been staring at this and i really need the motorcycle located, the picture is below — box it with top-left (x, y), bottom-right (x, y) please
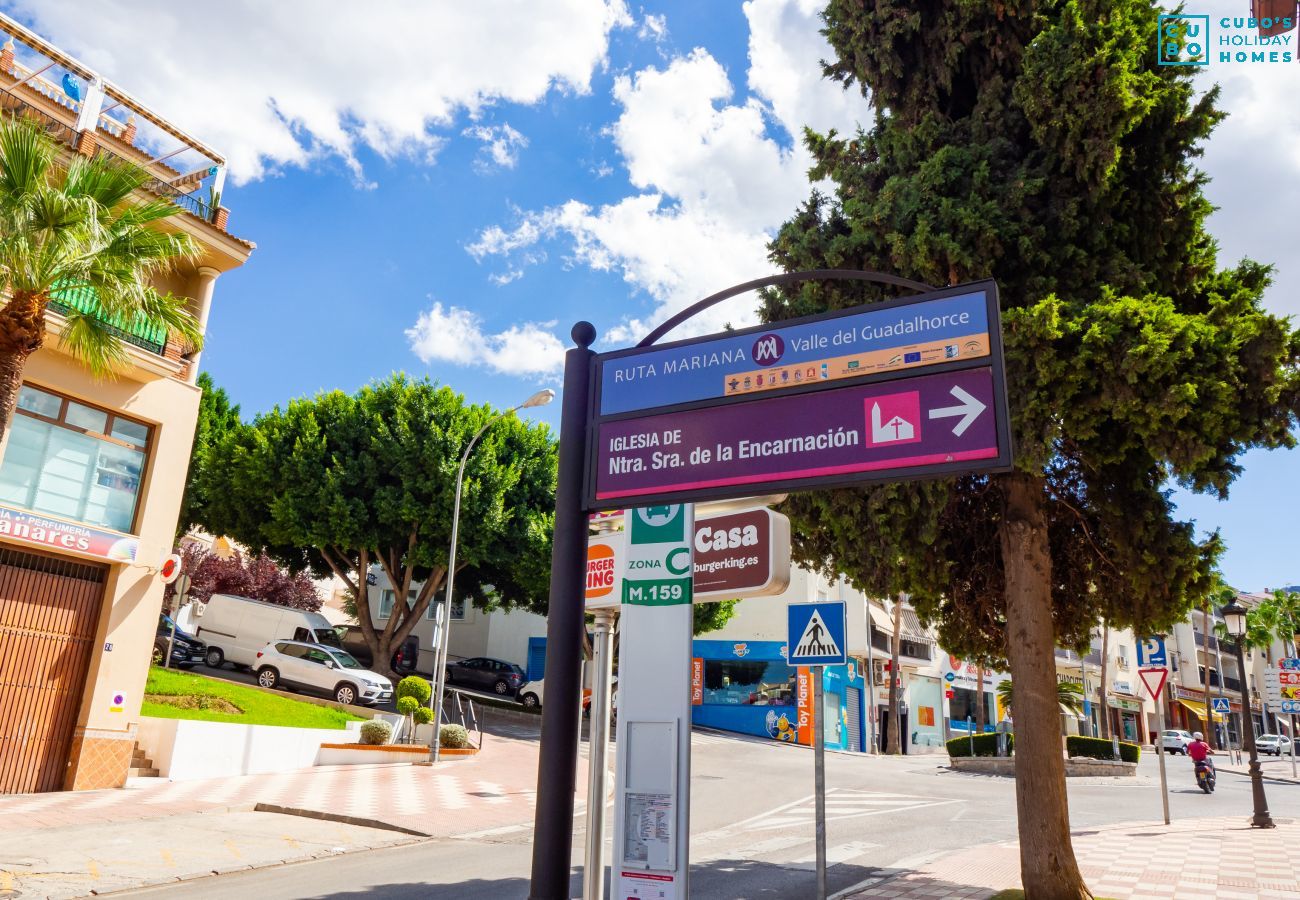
top-left (1194, 758), bottom-right (1216, 794)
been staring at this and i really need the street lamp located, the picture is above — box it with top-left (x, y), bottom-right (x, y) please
top-left (429, 388), bottom-right (555, 761)
top-left (1221, 596), bottom-right (1275, 828)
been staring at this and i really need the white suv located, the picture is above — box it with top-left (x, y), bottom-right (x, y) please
top-left (1161, 729), bottom-right (1193, 755)
top-left (1256, 734), bottom-right (1293, 756)
top-left (254, 640), bottom-right (393, 706)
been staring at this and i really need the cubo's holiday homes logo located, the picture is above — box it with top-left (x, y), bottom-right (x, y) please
top-left (1158, 14), bottom-right (1295, 66)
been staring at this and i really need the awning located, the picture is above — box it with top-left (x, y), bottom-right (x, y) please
top-left (868, 602), bottom-right (934, 645)
top-left (1178, 699), bottom-right (1225, 723)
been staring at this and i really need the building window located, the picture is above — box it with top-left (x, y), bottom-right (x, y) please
top-left (702, 659), bottom-right (796, 706)
top-left (426, 596), bottom-right (466, 621)
top-left (378, 588), bottom-right (417, 620)
top-left (0, 385), bottom-right (151, 533)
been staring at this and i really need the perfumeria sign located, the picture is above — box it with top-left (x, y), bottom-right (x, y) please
top-left (1158, 14), bottom-right (1295, 66)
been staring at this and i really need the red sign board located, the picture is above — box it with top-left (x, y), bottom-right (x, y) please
top-left (1138, 667), bottom-right (1168, 701)
top-left (0, 502), bottom-right (140, 564)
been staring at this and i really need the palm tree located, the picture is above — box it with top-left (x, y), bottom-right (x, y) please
top-left (997, 677), bottom-right (1084, 718)
top-left (0, 118), bottom-right (201, 442)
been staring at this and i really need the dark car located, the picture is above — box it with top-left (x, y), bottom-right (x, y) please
top-left (333, 624), bottom-right (420, 674)
top-left (154, 614), bottom-right (206, 668)
top-left (445, 657), bottom-right (527, 696)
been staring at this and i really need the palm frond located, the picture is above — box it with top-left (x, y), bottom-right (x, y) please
top-left (0, 119), bottom-right (55, 208)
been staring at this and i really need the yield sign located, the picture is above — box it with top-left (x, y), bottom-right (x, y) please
top-left (1138, 667), bottom-right (1168, 701)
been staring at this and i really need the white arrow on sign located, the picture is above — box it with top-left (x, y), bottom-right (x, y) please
top-left (928, 386), bottom-right (987, 436)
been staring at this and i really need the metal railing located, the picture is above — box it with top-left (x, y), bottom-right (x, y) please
top-left (0, 84), bottom-right (76, 146)
top-left (47, 282), bottom-right (167, 355)
top-left (94, 145), bottom-right (212, 221)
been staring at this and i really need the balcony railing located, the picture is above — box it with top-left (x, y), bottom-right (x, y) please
top-left (1194, 630), bottom-right (1219, 651)
top-left (47, 282), bottom-right (168, 355)
top-left (93, 145), bottom-right (213, 222)
top-left (0, 84), bottom-right (76, 146)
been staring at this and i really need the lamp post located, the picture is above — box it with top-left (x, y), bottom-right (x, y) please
top-left (429, 388), bottom-right (555, 762)
top-left (1222, 596), bottom-right (1275, 829)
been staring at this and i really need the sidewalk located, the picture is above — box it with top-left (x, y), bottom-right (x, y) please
top-left (0, 719), bottom-right (577, 898)
top-left (844, 816), bottom-right (1300, 899)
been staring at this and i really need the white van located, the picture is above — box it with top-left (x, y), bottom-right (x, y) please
top-left (194, 593), bottom-right (342, 670)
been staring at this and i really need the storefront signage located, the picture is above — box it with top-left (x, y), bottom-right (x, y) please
top-left (796, 667), bottom-right (814, 745)
top-left (691, 658), bottom-right (703, 706)
top-left (1108, 696), bottom-right (1143, 712)
top-left (0, 503), bottom-right (139, 564)
top-left (586, 282), bottom-right (1011, 510)
top-left (693, 507), bottom-right (791, 599)
top-left (585, 533), bottom-right (624, 610)
top-left (622, 505), bottom-right (694, 607)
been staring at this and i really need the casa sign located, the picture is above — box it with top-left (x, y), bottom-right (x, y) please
top-left (586, 281), bottom-right (1012, 509)
top-left (585, 507), bottom-right (791, 609)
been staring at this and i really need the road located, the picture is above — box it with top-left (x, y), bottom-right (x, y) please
top-left (118, 731), bottom-right (1299, 899)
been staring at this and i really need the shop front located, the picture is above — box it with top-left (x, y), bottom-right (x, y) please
top-left (690, 640), bottom-right (865, 751)
top-left (1107, 695), bottom-right (1143, 743)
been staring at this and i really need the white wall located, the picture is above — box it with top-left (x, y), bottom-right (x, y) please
top-left (136, 716), bottom-right (363, 781)
top-left (484, 606), bottom-right (548, 669)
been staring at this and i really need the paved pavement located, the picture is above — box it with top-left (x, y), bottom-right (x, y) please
top-left (843, 815), bottom-right (1300, 899)
top-left (4, 722), bottom-right (1298, 899)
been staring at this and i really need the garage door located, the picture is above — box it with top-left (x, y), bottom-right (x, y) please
top-left (0, 546), bottom-right (107, 794)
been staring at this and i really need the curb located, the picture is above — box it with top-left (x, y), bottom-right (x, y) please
top-left (252, 802), bottom-right (431, 837)
top-left (1215, 766), bottom-right (1300, 786)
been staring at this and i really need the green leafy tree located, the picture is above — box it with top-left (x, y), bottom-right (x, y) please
top-left (0, 119), bottom-right (202, 441)
top-left (195, 374), bottom-right (557, 677)
top-left (693, 599), bottom-right (738, 635)
top-left (178, 372), bottom-right (242, 536)
top-left (763, 2), bottom-right (1300, 894)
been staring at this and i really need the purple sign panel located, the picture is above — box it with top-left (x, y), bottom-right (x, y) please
top-left (593, 368), bottom-right (1007, 506)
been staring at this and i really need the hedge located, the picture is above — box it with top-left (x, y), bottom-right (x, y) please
top-left (946, 731), bottom-right (1014, 757)
top-left (1066, 735), bottom-right (1140, 763)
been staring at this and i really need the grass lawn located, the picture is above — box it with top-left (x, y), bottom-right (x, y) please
top-left (143, 666), bottom-right (364, 730)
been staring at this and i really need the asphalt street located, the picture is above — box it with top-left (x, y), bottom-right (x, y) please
top-left (118, 730), bottom-right (1300, 900)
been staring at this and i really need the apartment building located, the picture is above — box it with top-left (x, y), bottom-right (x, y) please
top-left (0, 18), bottom-right (252, 793)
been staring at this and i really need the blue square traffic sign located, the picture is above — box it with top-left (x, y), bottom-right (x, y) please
top-left (1136, 636), bottom-right (1167, 668)
top-left (787, 601), bottom-right (847, 667)
top-left (1212, 697), bottom-right (1231, 714)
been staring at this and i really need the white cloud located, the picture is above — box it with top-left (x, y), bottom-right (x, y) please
top-left (463, 123), bottom-right (529, 172)
top-left (470, 0), bottom-right (870, 343)
top-left (406, 303), bottom-right (564, 379)
top-left (639, 13), bottom-right (668, 42)
top-left (17, 0), bottom-right (631, 184)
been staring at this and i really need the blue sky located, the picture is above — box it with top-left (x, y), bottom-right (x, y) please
top-left (12, 1), bottom-right (1297, 591)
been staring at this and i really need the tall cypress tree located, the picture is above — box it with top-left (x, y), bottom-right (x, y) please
top-left (765, 2), bottom-right (1300, 894)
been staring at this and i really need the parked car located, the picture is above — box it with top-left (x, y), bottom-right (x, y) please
top-left (333, 624), bottom-right (420, 674)
top-left (445, 656), bottom-right (527, 696)
top-left (520, 679), bottom-right (604, 710)
top-left (253, 640), bottom-right (394, 706)
top-left (194, 593), bottom-right (342, 670)
top-left (153, 614), bottom-right (206, 669)
top-left (1162, 729), bottom-right (1193, 754)
top-left (1256, 734), bottom-right (1293, 756)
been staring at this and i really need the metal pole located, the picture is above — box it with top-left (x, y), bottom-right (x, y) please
top-left (530, 323), bottom-right (596, 900)
top-left (583, 608), bottom-right (615, 900)
top-left (813, 670), bottom-right (827, 900)
top-left (1153, 693), bottom-right (1170, 825)
top-left (1235, 638), bottom-right (1275, 828)
top-left (431, 410), bottom-right (508, 762)
top-left (864, 604), bottom-right (876, 755)
top-left (1291, 714), bottom-right (1297, 781)
top-left (1212, 627), bottom-right (1230, 748)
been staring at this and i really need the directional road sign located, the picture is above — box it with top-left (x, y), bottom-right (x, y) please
top-left (585, 280), bottom-right (1012, 509)
top-left (1136, 636), bottom-right (1167, 668)
top-left (787, 601), bottom-right (847, 667)
top-left (1212, 697), bottom-right (1231, 714)
top-left (1138, 667), bottom-right (1168, 701)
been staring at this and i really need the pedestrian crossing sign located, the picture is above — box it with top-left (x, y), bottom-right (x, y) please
top-left (1212, 697), bottom-right (1231, 714)
top-left (787, 601), bottom-right (847, 666)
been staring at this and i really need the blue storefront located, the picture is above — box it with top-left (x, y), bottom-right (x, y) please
top-left (690, 639), bottom-right (867, 751)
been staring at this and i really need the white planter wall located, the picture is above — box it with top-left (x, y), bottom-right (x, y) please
top-left (136, 716), bottom-right (364, 781)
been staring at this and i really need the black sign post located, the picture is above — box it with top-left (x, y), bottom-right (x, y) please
top-left (529, 322), bottom-right (596, 900)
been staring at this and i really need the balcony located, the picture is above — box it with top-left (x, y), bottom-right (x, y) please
top-left (0, 31), bottom-right (231, 232)
top-left (48, 283), bottom-right (168, 356)
top-left (1194, 631), bottom-right (1219, 652)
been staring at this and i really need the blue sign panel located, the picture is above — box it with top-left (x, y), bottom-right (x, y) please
top-left (1212, 697), bottom-right (1232, 714)
top-left (1136, 636), bottom-right (1167, 668)
top-left (787, 601), bottom-right (847, 667)
top-left (598, 286), bottom-right (995, 416)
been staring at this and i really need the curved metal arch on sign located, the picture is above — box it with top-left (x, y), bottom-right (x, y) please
top-left (636, 269), bottom-right (938, 348)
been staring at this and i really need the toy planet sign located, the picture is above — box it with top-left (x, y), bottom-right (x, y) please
top-left (587, 280), bottom-right (1012, 509)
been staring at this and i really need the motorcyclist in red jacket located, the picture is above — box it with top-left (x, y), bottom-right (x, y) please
top-left (1187, 732), bottom-right (1214, 769)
